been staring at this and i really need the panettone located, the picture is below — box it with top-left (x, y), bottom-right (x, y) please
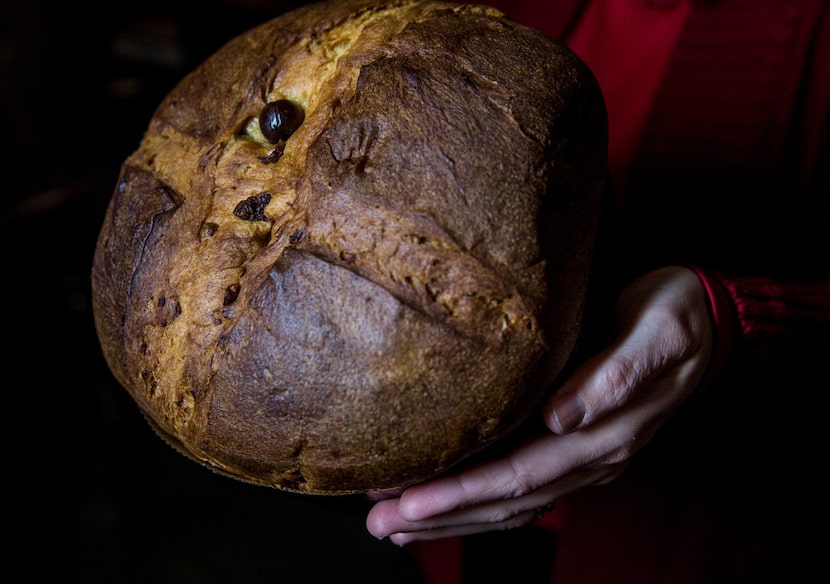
top-left (91, 0), bottom-right (607, 494)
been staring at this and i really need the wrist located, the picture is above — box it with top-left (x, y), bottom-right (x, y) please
top-left (683, 265), bottom-right (736, 394)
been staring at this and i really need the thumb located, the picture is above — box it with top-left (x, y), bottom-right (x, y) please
top-left (543, 336), bottom-right (654, 434)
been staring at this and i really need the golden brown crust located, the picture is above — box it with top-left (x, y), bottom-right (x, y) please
top-left (91, 0), bottom-right (607, 493)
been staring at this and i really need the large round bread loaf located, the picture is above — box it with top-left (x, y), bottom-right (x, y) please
top-left (91, 0), bottom-right (607, 494)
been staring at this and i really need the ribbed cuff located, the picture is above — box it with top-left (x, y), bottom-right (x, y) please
top-left (685, 265), bottom-right (736, 395)
top-left (711, 275), bottom-right (830, 343)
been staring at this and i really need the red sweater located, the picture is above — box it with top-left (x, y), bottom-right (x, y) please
top-left (491, 0), bottom-right (830, 354)
top-left (412, 1), bottom-right (830, 582)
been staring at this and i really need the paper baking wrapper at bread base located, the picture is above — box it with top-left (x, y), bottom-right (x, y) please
top-left (91, 0), bottom-right (608, 494)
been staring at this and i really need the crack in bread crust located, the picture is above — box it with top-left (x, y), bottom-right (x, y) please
top-left (91, 0), bottom-right (608, 493)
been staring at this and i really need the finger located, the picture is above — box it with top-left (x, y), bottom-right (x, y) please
top-left (546, 294), bottom-right (703, 435)
top-left (366, 498), bottom-right (411, 539)
top-left (368, 407), bottom-right (652, 540)
top-left (367, 494), bottom-right (542, 540)
top-left (378, 424), bottom-right (630, 528)
top-left (368, 385), bottom-right (676, 540)
top-left (366, 435), bottom-right (574, 538)
top-left (394, 432), bottom-right (580, 521)
top-left (387, 509), bottom-right (540, 545)
top-left (545, 341), bottom-right (654, 434)
top-left (546, 267), bottom-right (713, 435)
top-left (369, 477), bottom-right (567, 541)
top-left (375, 461), bottom-right (618, 542)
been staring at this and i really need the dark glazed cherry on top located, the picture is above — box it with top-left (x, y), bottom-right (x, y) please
top-left (259, 99), bottom-right (305, 144)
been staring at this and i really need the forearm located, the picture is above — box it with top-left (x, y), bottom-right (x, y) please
top-left (700, 270), bottom-right (830, 344)
top-left (690, 266), bottom-right (830, 388)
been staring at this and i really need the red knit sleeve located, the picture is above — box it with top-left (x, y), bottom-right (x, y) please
top-left (687, 266), bottom-right (830, 391)
top-left (688, 266), bottom-right (830, 391)
top-left (713, 274), bottom-right (830, 344)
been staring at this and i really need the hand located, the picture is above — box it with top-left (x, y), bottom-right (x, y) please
top-left (366, 266), bottom-right (714, 544)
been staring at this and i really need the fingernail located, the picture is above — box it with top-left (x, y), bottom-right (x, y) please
top-left (553, 394), bottom-right (585, 433)
top-left (389, 534), bottom-right (411, 547)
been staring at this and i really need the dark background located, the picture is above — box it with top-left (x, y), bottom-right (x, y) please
top-left (2, 1), bottom-right (428, 582)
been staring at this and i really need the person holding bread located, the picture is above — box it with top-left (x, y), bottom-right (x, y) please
top-left (90, 0), bottom-right (828, 581)
top-left (365, 0), bottom-right (830, 581)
